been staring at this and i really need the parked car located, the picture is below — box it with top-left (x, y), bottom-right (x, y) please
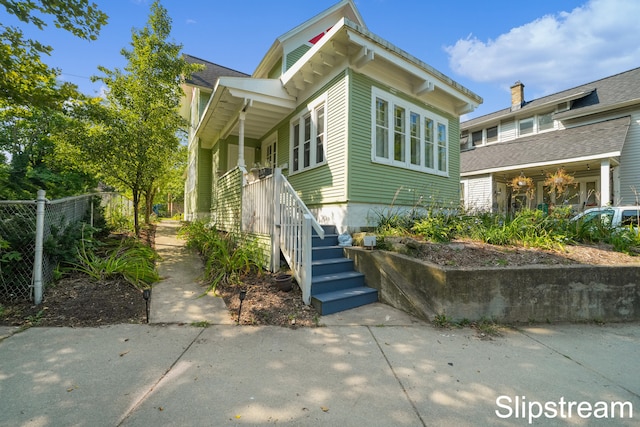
top-left (571, 206), bottom-right (640, 231)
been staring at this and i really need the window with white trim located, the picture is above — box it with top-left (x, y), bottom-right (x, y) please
top-left (519, 117), bottom-right (534, 136)
top-left (486, 126), bottom-right (498, 143)
top-left (290, 96), bottom-right (327, 173)
top-left (471, 130), bottom-right (483, 146)
top-left (263, 136), bottom-right (277, 167)
top-left (372, 88), bottom-right (448, 174)
top-left (537, 112), bottom-right (554, 131)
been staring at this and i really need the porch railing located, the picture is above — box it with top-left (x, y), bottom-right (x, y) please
top-left (239, 168), bottom-right (324, 304)
top-left (274, 169), bottom-right (324, 304)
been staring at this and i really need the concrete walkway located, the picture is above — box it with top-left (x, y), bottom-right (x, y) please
top-left (0, 221), bottom-right (639, 426)
top-left (150, 220), bottom-right (232, 325)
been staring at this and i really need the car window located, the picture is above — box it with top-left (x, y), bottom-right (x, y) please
top-left (581, 210), bottom-right (614, 226)
top-left (621, 210), bottom-right (640, 226)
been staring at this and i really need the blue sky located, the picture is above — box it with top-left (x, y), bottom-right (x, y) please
top-left (8, 0), bottom-right (640, 119)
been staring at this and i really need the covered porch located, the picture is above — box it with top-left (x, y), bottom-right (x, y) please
top-left (461, 116), bottom-right (629, 214)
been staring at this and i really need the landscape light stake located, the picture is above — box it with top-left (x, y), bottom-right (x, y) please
top-left (143, 288), bottom-right (151, 323)
top-left (237, 290), bottom-right (247, 324)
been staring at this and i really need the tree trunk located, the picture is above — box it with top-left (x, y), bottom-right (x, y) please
top-left (132, 189), bottom-right (141, 237)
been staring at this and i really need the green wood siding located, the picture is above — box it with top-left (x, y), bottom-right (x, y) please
top-left (197, 145), bottom-right (212, 213)
top-left (213, 167), bottom-right (243, 233)
top-left (268, 58), bottom-right (282, 79)
top-left (245, 233), bottom-right (271, 270)
top-left (285, 45), bottom-right (310, 71)
top-left (199, 90), bottom-right (210, 120)
top-left (347, 71), bottom-right (461, 207)
top-left (282, 71), bottom-right (349, 207)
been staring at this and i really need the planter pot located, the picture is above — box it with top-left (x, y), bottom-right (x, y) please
top-left (258, 168), bottom-right (273, 179)
top-left (275, 274), bottom-right (293, 292)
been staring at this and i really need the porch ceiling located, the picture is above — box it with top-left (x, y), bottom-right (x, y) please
top-left (196, 78), bottom-right (296, 148)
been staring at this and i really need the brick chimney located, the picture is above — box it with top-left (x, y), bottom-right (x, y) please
top-left (510, 81), bottom-right (525, 110)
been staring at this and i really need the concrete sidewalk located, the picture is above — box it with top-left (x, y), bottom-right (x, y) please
top-left (0, 221), bottom-right (638, 426)
top-left (150, 220), bottom-right (232, 325)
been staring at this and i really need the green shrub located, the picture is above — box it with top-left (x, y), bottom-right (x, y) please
top-left (180, 221), bottom-right (265, 293)
top-left (411, 212), bottom-right (462, 243)
top-left (72, 237), bottom-right (159, 290)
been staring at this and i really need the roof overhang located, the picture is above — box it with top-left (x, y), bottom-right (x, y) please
top-left (280, 18), bottom-right (482, 115)
top-left (461, 116), bottom-right (630, 176)
top-left (462, 90), bottom-right (594, 130)
top-left (553, 97), bottom-right (640, 121)
top-left (460, 153), bottom-right (622, 177)
top-left (195, 77), bottom-right (296, 148)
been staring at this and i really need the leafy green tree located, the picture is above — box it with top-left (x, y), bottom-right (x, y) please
top-left (0, 102), bottom-right (98, 199)
top-left (66, 1), bottom-right (201, 235)
top-left (0, 0), bottom-right (107, 107)
top-left (0, 0), bottom-right (106, 199)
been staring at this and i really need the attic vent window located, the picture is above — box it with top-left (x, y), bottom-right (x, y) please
top-left (309, 27), bottom-right (333, 45)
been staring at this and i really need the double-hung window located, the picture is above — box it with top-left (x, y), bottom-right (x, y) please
top-left (519, 117), bottom-right (534, 136)
top-left (372, 88), bottom-right (448, 175)
top-left (263, 136), bottom-right (277, 167)
top-left (290, 95), bottom-right (327, 173)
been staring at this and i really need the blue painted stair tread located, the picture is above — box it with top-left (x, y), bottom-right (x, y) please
top-left (309, 225), bottom-right (378, 315)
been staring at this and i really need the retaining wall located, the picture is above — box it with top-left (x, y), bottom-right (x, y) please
top-left (344, 248), bottom-right (640, 323)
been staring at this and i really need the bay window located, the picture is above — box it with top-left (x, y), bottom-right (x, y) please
top-left (372, 88), bottom-right (448, 174)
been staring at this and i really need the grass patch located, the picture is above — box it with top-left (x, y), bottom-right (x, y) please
top-left (191, 321), bottom-right (210, 328)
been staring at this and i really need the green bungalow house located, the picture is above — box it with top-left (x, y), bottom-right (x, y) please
top-left (180, 0), bottom-right (482, 314)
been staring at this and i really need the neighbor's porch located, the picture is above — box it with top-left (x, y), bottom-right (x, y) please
top-left (462, 157), bottom-right (620, 215)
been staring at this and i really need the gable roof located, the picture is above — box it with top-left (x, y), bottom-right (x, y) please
top-left (253, 0), bottom-right (365, 78)
top-left (190, 0), bottom-right (482, 147)
top-left (183, 54), bottom-right (249, 89)
top-left (461, 116), bottom-right (631, 174)
top-left (463, 66), bottom-right (640, 129)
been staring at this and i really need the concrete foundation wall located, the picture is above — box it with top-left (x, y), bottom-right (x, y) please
top-left (344, 248), bottom-right (640, 323)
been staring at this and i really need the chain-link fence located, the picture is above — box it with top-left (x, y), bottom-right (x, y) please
top-left (0, 191), bottom-right (130, 303)
top-left (0, 200), bottom-right (37, 302)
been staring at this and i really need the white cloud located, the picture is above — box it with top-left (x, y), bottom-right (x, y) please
top-left (445, 0), bottom-right (640, 98)
top-left (186, 19), bottom-right (197, 25)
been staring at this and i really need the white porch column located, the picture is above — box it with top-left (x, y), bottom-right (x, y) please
top-left (238, 111), bottom-right (246, 168)
top-left (612, 166), bottom-right (620, 205)
top-left (600, 159), bottom-right (610, 206)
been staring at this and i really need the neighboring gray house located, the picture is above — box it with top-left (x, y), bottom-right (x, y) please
top-left (460, 67), bottom-right (640, 214)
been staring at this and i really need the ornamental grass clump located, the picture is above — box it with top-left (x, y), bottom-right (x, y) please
top-left (179, 221), bottom-right (265, 293)
top-left (73, 237), bottom-right (159, 290)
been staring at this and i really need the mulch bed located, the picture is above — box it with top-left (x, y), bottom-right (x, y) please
top-left (2, 224), bottom-right (638, 329)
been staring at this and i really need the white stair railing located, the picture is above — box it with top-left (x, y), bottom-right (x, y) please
top-left (273, 168), bottom-right (324, 304)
